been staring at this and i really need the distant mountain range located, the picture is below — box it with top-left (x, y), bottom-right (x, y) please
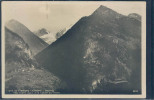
top-left (34, 28), bottom-right (50, 37)
top-left (5, 19), bottom-right (49, 56)
top-left (35, 5), bottom-right (141, 93)
top-left (34, 25), bottom-right (72, 44)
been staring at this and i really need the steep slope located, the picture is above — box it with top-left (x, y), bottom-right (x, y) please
top-left (5, 19), bottom-right (48, 55)
top-left (35, 5), bottom-right (141, 93)
top-left (5, 27), bottom-right (66, 94)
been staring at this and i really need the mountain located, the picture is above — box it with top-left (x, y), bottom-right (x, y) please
top-left (34, 28), bottom-right (55, 44)
top-left (34, 28), bottom-right (50, 37)
top-left (128, 13), bottom-right (141, 21)
top-left (55, 25), bottom-right (72, 39)
top-left (35, 5), bottom-right (141, 93)
top-left (35, 26), bottom-right (72, 44)
top-left (39, 32), bottom-right (56, 44)
top-left (5, 27), bottom-right (67, 94)
top-left (55, 28), bottom-right (67, 39)
top-left (5, 19), bottom-right (48, 55)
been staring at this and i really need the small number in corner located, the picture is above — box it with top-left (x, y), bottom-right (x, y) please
top-left (133, 90), bottom-right (138, 93)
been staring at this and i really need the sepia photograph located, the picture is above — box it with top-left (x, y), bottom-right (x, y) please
top-left (1, 1), bottom-right (146, 98)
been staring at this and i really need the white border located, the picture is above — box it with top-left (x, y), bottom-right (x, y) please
top-left (1, 1), bottom-right (146, 98)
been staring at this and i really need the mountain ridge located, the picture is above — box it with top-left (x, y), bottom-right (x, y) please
top-left (35, 5), bottom-right (141, 93)
top-left (5, 26), bottom-right (67, 93)
top-left (5, 19), bottom-right (48, 55)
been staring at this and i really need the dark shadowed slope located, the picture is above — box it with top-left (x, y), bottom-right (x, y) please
top-left (5, 27), bottom-right (66, 94)
top-left (35, 5), bottom-right (141, 93)
top-left (5, 19), bottom-right (49, 55)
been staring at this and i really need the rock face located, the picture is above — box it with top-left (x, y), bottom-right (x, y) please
top-left (35, 5), bottom-right (141, 93)
top-left (5, 27), bottom-right (66, 94)
top-left (5, 19), bottom-right (48, 55)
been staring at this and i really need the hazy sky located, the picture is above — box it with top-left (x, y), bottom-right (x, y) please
top-left (2, 1), bottom-right (146, 33)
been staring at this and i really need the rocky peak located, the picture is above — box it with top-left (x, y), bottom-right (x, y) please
top-left (6, 19), bottom-right (17, 24)
top-left (40, 28), bottom-right (49, 34)
top-left (36, 28), bottom-right (49, 37)
top-left (5, 19), bottom-right (23, 31)
top-left (5, 19), bottom-right (49, 55)
top-left (91, 5), bottom-right (122, 19)
top-left (128, 13), bottom-right (141, 21)
top-left (96, 5), bottom-right (111, 12)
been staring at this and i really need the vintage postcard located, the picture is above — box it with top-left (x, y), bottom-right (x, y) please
top-left (1, 1), bottom-right (146, 98)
